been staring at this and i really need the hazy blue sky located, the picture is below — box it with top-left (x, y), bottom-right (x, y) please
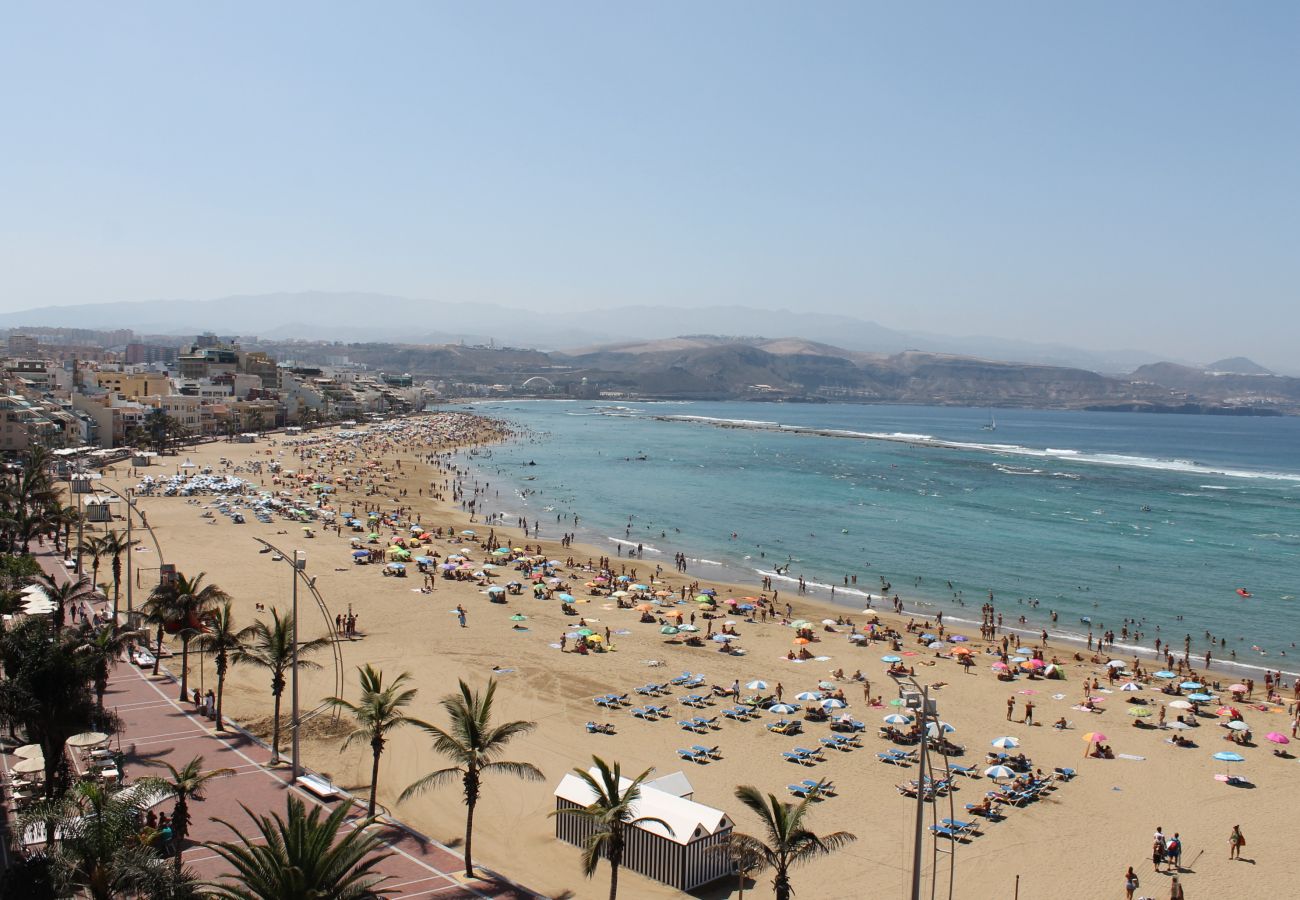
top-left (1, 3), bottom-right (1296, 362)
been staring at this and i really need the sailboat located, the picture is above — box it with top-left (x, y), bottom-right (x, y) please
top-left (982, 410), bottom-right (996, 432)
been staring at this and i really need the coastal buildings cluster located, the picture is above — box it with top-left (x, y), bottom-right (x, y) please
top-left (1, 329), bottom-right (434, 452)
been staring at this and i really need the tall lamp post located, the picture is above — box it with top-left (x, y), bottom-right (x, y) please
top-left (902, 676), bottom-right (933, 900)
top-left (291, 549), bottom-right (305, 780)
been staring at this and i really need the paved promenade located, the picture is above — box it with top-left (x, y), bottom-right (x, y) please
top-left (3, 549), bottom-right (537, 899)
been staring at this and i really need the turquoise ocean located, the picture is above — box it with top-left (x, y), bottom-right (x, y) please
top-left (460, 401), bottom-right (1300, 676)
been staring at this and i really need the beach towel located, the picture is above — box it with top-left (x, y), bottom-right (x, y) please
top-left (1117, 753), bottom-right (1146, 761)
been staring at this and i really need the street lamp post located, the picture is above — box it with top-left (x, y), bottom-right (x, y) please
top-left (903, 677), bottom-right (933, 900)
top-left (291, 550), bottom-right (305, 779)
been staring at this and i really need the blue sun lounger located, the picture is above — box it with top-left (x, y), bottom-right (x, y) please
top-left (690, 744), bottom-right (722, 760)
top-left (676, 748), bottom-right (705, 763)
top-left (783, 751), bottom-right (814, 765)
top-left (678, 720), bottom-right (707, 733)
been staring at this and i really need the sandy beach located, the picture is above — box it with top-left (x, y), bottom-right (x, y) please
top-left (90, 415), bottom-right (1299, 900)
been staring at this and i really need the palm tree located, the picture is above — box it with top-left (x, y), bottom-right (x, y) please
top-left (148, 755), bottom-right (234, 872)
top-left (99, 530), bottom-right (129, 628)
top-left (326, 665), bottom-right (429, 818)
top-left (233, 608), bottom-right (328, 765)
top-left (401, 679), bottom-right (542, 879)
top-left (20, 778), bottom-right (173, 900)
top-left (205, 795), bottom-right (394, 899)
top-left (53, 502), bottom-right (80, 556)
top-left (77, 534), bottom-right (109, 601)
top-left (549, 757), bottom-right (671, 900)
top-left (71, 622), bottom-right (146, 712)
top-left (143, 572), bottom-right (229, 701)
top-left (725, 786), bottom-right (857, 900)
top-left (40, 571), bottom-right (96, 636)
top-left (191, 601), bottom-right (253, 732)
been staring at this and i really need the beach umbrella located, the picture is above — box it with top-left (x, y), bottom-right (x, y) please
top-left (587, 634), bottom-right (603, 643)
top-left (792, 637), bottom-right (810, 646)
top-left (1154, 670), bottom-right (1177, 678)
top-left (1227, 721), bottom-right (1249, 731)
top-left (1187, 693), bottom-right (1214, 702)
top-left (990, 662), bottom-right (1009, 671)
top-left (1167, 700), bottom-right (1194, 710)
top-left (1228, 683), bottom-right (1248, 693)
top-left (487, 585), bottom-right (506, 594)
top-left (557, 593), bottom-right (575, 602)
top-left (737, 603), bottom-right (755, 611)
top-left (15, 743), bottom-right (43, 759)
top-left (928, 641), bottom-right (947, 650)
top-left (1119, 682), bottom-right (1141, 691)
top-left (984, 765), bottom-right (1015, 780)
top-left (577, 628), bottom-right (594, 637)
top-left (848, 633), bottom-right (867, 642)
top-left (1265, 732), bottom-right (1289, 745)
top-left (1127, 707), bottom-right (1152, 717)
top-left (664, 610), bottom-right (683, 619)
top-left (1023, 659), bottom-right (1045, 669)
top-left (770, 704), bottom-right (798, 714)
top-left (634, 603), bottom-right (655, 612)
top-left (510, 614), bottom-right (527, 621)
top-left (883, 714), bottom-right (912, 725)
top-left (951, 635), bottom-right (969, 642)
top-left (631, 583), bottom-right (649, 591)
top-left (952, 647), bottom-right (972, 656)
top-left (745, 680), bottom-right (768, 690)
top-left (817, 681), bottom-right (836, 690)
top-left (926, 722), bottom-right (955, 739)
top-left (1082, 732), bottom-right (1107, 744)
top-left (461, 530), bottom-right (476, 536)
top-left (612, 590), bottom-right (629, 598)
top-left (791, 620), bottom-right (811, 629)
top-left (821, 698), bottom-right (847, 710)
top-left (1216, 706), bottom-right (1242, 718)
top-left (711, 634), bottom-right (735, 642)
top-left (678, 624), bottom-right (700, 633)
top-left (13, 758), bottom-right (46, 774)
top-left (1106, 660), bottom-right (1126, 669)
top-left (1213, 751), bottom-right (1244, 762)
top-left (881, 655), bottom-right (902, 663)
top-left (1180, 681), bottom-right (1203, 690)
top-left (660, 626), bottom-right (680, 635)
top-left (822, 619), bottom-right (838, 626)
top-left (1166, 721), bottom-right (1192, 730)
top-left (991, 736), bottom-right (1020, 749)
top-left (795, 691), bottom-right (822, 701)
top-left (415, 556), bottom-right (434, 564)
top-left (1010, 657), bottom-right (1027, 664)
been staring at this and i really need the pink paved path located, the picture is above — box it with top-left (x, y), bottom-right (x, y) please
top-left (6, 548), bottom-right (538, 899)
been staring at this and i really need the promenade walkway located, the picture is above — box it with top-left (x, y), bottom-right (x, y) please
top-left (3, 549), bottom-right (536, 899)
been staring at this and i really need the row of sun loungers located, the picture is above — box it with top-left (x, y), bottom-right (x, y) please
top-left (676, 744), bottom-right (723, 763)
top-left (788, 778), bottom-right (837, 800)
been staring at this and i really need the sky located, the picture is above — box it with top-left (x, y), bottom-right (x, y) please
top-left (1, 2), bottom-right (1297, 365)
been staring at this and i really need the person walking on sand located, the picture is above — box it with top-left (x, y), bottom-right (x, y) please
top-left (1229, 824), bottom-right (1244, 860)
top-left (456, 605), bottom-right (467, 628)
top-left (1023, 700), bottom-right (1034, 726)
top-left (1124, 866), bottom-right (1139, 899)
top-left (1006, 695), bottom-right (1015, 721)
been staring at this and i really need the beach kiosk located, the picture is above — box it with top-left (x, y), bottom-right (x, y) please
top-left (553, 770), bottom-right (733, 891)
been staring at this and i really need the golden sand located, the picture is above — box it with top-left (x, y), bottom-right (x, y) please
top-left (96, 417), bottom-right (1297, 899)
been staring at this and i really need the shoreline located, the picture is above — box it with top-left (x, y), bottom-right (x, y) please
top-left (463, 419), bottom-right (1300, 682)
top-left (94, 413), bottom-right (1300, 900)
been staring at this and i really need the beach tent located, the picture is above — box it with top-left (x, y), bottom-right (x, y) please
top-left (553, 770), bottom-right (733, 891)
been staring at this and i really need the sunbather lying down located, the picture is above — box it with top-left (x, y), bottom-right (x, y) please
top-left (585, 722), bottom-right (615, 734)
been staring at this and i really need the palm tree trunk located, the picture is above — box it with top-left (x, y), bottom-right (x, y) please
top-left (775, 870), bottom-right (791, 900)
top-left (178, 635), bottom-right (190, 701)
top-left (173, 796), bottom-right (189, 873)
top-left (270, 689), bottom-right (282, 764)
top-left (110, 558), bottom-right (121, 631)
top-left (214, 658), bottom-right (226, 732)
top-left (153, 626), bottom-right (163, 675)
top-left (368, 745), bottom-right (382, 818)
top-left (463, 797), bottom-right (476, 878)
top-left (609, 859), bottom-right (619, 900)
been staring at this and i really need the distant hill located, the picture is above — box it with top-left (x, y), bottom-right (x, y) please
top-left (0, 290), bottom-right (1184, 373)
top-left (1206, 357), bottom-right (1273, 376)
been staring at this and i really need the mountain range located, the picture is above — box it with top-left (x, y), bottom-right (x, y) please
top-left (0, 290), bottom-right (1220, 374)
